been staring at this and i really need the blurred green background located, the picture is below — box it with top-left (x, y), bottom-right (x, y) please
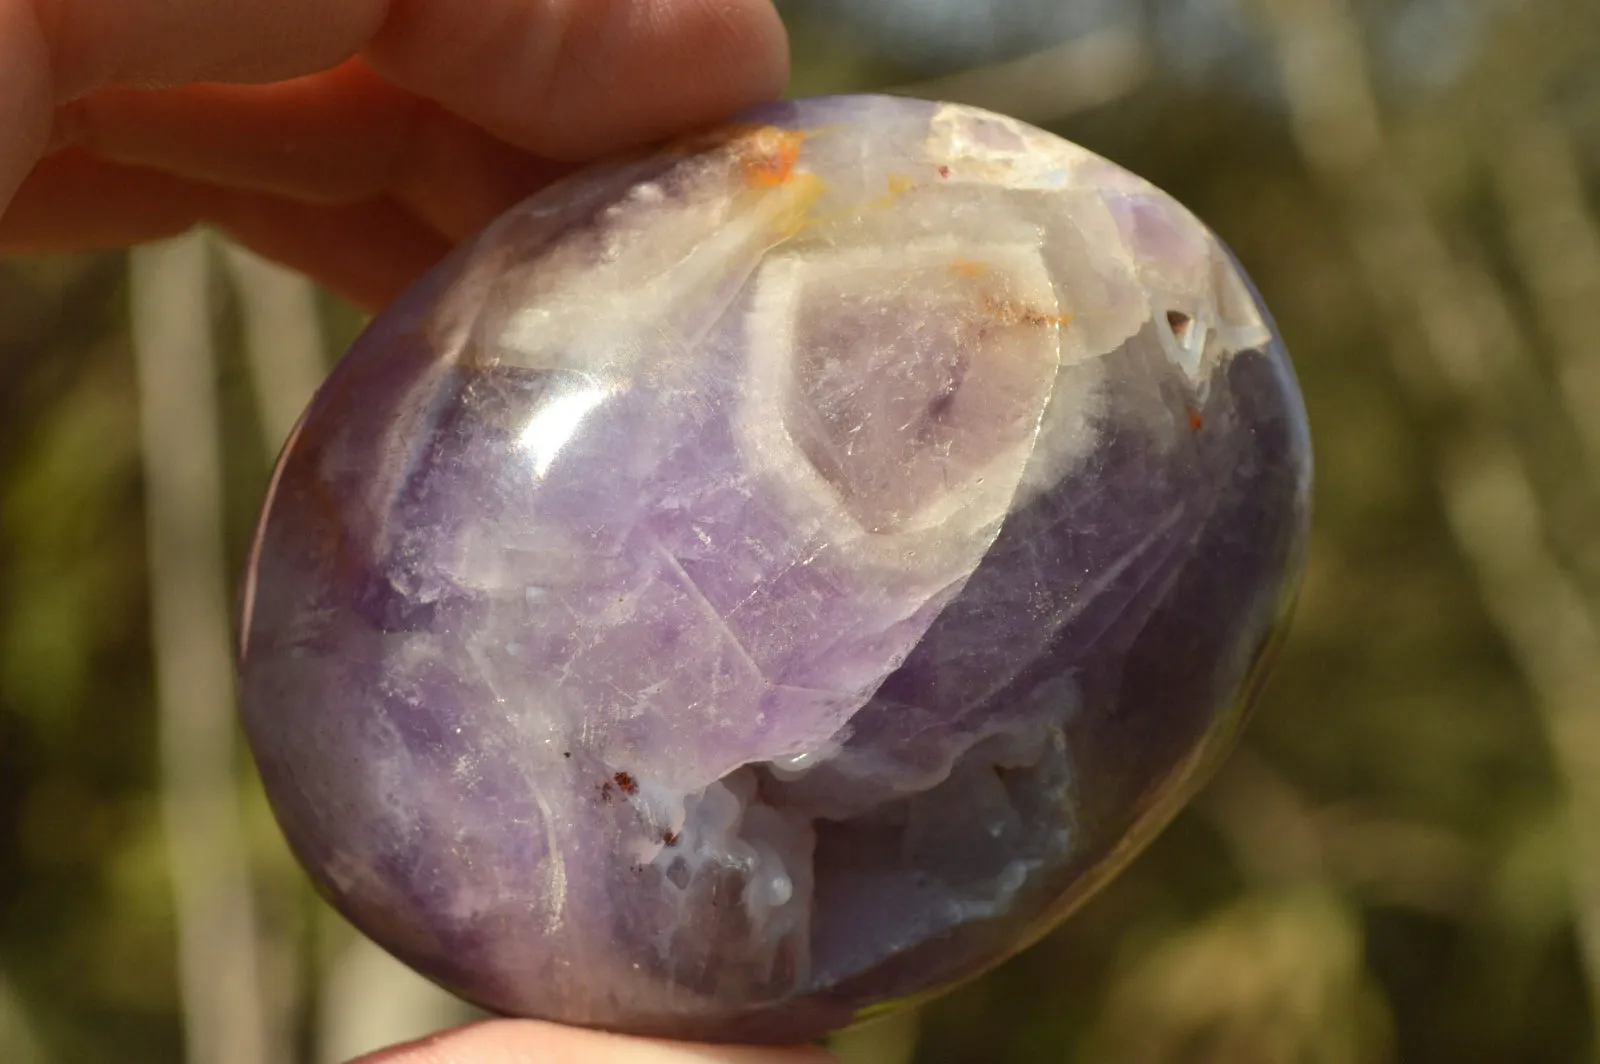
top-left (5, 1), bottom-right (1600, 1061)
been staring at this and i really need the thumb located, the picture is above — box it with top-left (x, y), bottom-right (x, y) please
top-left (352, 1019), bottom-right (837, 1064)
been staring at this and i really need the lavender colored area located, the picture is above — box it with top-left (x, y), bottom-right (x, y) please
top-left (236, 95), bottom-right (1311, 1043)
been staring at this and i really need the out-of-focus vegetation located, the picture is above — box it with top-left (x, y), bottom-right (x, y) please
top-left (3, 1), bottom-right (1600, 1061)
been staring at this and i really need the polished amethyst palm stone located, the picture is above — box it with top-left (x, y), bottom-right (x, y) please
top-left (237, 95), bottom-right (1311, 1043)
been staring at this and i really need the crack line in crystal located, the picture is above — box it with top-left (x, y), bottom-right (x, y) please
top-left (723, 541), bottom-right (825, 625)
top-left (645, 534), bottom-right (768, 683)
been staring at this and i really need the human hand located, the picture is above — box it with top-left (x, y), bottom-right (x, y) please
top-left (0, 0), bottom-right (789, 310)
top-left (353, 1019), bottom-right (834, 1064)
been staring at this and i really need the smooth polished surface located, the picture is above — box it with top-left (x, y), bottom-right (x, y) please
top-left (237, 95), bottom-right (1311, 1043)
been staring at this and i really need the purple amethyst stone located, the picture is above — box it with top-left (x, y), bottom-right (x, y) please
top-left (237, 95), bottom-right (1311, 1044)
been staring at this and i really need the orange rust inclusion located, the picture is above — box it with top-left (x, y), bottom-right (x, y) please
top-left (979, 291), bottom-right (1073, 330)
top-left (741, 127), bottom-right (808, 186)
top-left (943, 258), bottom-right (1073, 332)
top-left (665, 123), bottom-right (820, 188)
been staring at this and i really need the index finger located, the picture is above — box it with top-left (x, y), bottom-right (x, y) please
top-left (0, 0), bottom-right (788, 205)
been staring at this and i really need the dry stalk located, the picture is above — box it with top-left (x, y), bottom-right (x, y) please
top-left (132, 232), bottom-right (271, 1064)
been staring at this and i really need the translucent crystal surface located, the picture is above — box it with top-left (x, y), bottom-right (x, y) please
top-left (236, 95), bottom-right (1312, 1043)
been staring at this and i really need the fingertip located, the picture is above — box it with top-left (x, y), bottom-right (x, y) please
top-left (367, 0), bottom-right (791, 161)
top-left (656, 0), bottom-right (792, 111)
top-left (543, 0), bottom-right (792, 158)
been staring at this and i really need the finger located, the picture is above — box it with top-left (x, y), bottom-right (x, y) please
top-left (0, 151), bottom-right (448, 309)
top-left (23, 0), bottom-right (787, 152)
top-left (364, 0), bottom-right (790, 159)
top-left (213, 190), bottom-right (451, 311)
top-left (351, 1019), bottom-right (836, 1064)
top-left (33, 0), bottom-right (389, 99)
top-left (57, 61), bottom-right (572, 240)
top-left (4, 0), bottom-right (786, 261)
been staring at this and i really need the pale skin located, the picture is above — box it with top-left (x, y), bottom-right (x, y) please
top-left (0, 0), bottom-right (834, 1060)
top-left (0, 0), bottom-right (797, 312)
